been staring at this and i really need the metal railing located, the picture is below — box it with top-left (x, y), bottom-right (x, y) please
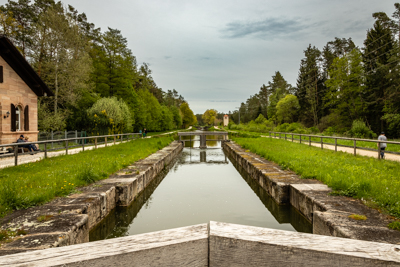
top-left (268, 131), bottom-right (400, 160)
top-left (0, 133), bottom-right (142, 166)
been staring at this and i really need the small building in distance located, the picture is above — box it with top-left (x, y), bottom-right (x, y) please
top-left (0, 35), bottom-right (53, 145)
top-left (223, 114), bottom-right (229, 127)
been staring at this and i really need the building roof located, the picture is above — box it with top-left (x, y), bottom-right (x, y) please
top-left (0, 35), bottom-right (53, 97)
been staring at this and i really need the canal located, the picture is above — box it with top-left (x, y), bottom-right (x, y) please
top-left (90, 135), bottom-right (312, 241)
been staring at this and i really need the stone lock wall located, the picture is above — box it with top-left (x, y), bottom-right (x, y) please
top-left (0, 141), bottom-right (183, 256)
top-left (222, 141), bottom-right (400, 244)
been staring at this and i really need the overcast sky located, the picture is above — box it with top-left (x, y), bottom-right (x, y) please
top-left (27, 1), bottom-right (400, 114)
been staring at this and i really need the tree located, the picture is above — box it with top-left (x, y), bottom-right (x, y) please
top-left (295, 45), bottom-right (326, 126)
top-left (325, 48), bottom-right (365, 124)
top-left (88, 97), bottom-right (132, 134)
top-left (202, 109), bottom-right (217, 126)
top-left (276, 95), bottom-right (300, 123)
top-left (363, 18), bottom-right (395, 132)
top-left (180, 102), bottom-right (196, 128)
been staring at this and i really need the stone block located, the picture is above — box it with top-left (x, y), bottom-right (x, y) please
top-left (290, 183), bottom-right (331, 222)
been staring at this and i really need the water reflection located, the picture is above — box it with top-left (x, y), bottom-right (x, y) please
top-left (90, 140), bottom-right (311, 241)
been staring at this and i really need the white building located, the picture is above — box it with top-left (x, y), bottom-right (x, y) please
top-left (223, 115), bottom-right (229, 127)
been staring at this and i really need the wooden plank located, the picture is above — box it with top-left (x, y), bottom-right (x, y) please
top-left (0, 224), bottom-right (208, 267)
top-left (209, 221), bottom-right (400, 266)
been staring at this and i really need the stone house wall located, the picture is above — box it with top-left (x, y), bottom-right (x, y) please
top-left (0, 56), bottom-right (38, 145)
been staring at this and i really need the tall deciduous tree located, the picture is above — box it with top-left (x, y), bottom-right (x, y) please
top-left (180, 102), bottom-right (196, 128)
top-left (202, 109), bottom-right (217, 126)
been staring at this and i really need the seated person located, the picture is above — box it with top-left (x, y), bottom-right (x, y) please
top-left (17, 135), bottom-right (39, 152)
top-left (25, 137), bottom-right (39, 151)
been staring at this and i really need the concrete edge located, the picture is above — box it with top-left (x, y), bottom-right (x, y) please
top-left (1, 222), bottom-right (400, 266)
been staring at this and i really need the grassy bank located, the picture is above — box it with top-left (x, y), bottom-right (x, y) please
top-left (224, 127), bottom-right (400, 153)
top-left (0, 135), bottom-right (175, 218)
top-left (233, 137), bottom-right (400, 218)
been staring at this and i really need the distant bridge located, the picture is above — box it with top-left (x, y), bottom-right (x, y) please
top-left (178, 131), bottom-right (229, 149)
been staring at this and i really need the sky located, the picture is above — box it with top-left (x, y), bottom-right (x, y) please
top-left (16, 0), bottom-right (399, 114)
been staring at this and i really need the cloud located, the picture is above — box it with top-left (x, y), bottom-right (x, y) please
top-left (164, 56), bottom-right (172, 60)
top-left (220, 17), bottom-right (306, 40)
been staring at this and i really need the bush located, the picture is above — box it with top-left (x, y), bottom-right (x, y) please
top-left (348, 120), bottom-right (377, 139)
top-left (254, 114), bottom-right (267, 124)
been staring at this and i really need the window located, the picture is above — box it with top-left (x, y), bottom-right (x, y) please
top-left (0, 66), bottom-right (3, 83)
top-left (15, 106), bottom-right (20, 131)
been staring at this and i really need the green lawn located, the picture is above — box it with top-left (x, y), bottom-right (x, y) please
top-left (0, 136), bottom-right (174, 218)
top-left (233, 136), bottom-right (400, 219)
top-left (224, 128), bottom-right (400, 154)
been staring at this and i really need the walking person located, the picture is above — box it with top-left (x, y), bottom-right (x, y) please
top-left (143, 128), bottom-right (147, 137)
top-left (377, 132), bottom-right (387, 159)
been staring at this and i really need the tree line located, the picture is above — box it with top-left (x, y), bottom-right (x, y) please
top-left (230, 3), bottom-right (400, 138)
top-left (0, 0), bottom-right (197, 134)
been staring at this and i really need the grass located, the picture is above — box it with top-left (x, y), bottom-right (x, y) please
top-left (223, 126), bottom-right (400, 153)
top-left (0, 136), bottom-right (174, 218)
top-left (349, 214), bottom-right (367, 220)
top-left (232, 136), bottom-right (400, 219)
top-left (388, 221), bottom-right (400, 230)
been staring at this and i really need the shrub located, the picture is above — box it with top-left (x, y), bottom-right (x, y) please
top-left (348, 120), bottom-right (377, 139)
top-left (254, 114), bottom-right (267, 124)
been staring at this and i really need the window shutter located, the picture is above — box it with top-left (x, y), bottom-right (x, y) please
top-left (24, 105), bottom-right (29, 131)
top-left (10, 104), bottom-right (16, 132)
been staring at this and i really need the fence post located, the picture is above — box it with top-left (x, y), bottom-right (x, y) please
top-left (114, 135), bottom-right (116, 145)
top-left (292, 134), bottom-right (294, 142)
top-left (75, 130), bottom-right (78, 144)
top-left (66, 140), bottom-right (68, 155)
top-left (65, 130), bottom-right (67, 140)
top-left (44, 143), bottom-right (47, 159)
top-left (309, 136), bottom-right (311, 146)
top-left (354, 139), bottom-right (356, 156)
top-left (285, 133), bottom-right (286, 140)
top-left (51, 131), bottom-right (54, 149)
top-left (105, 137), bottom-right (107, 147)
top-left (269, 132), bottom-right (271, 138)
top-left (335, 138), bottom-right (337, 152)
top-left (95, 138), bottom-right (98, 149)
top-left (378, 142), bottom-right (381, 159)
top-left (321, 137), bottom-right (323, 149)
top-left (299, 134), bottom-right (302, 144)
top-left (82, 138), bottom-right (85, 151)
top-left (14, 145), bottom-right (18, 166)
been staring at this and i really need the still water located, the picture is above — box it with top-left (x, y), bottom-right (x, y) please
top-left (90, 136), bottom-right (312, 241)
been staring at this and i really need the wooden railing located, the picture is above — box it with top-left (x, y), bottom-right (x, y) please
top-left (0, 133), bottom-right (142, 166)
top-left (268, 131), bottom-right (400, 160)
